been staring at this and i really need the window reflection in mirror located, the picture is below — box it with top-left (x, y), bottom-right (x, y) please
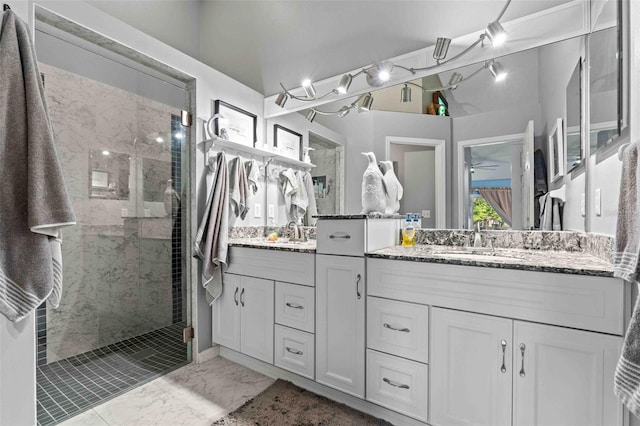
top-left (89, 150), bottom-right (130, 199)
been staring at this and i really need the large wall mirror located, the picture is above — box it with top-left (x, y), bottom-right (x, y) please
top-left (266, 0), bottom-right (624, 234)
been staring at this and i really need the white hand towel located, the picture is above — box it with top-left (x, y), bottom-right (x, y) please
top-left (303, 172), bottom-right (318, 226)
top-left (245, 159), bottom-right (259, 194)
top-left (229, 157), bottom-right (249, 219)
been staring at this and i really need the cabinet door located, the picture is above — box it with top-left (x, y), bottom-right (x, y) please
top-left (513, 321), bottom-right (623, 426)
top-left (430, 308), bottom-right (512, 426)
top-left (316, 254), bottom-right (365, 398)
top-left (212, 273), bottom-right (241, 352)
top-left (240, 276), bottom-right (274, 364)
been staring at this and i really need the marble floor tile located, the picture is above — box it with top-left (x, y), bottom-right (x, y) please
top-left (72, 357), bottom-right (273, 426)
top-left (58, 409), bottom-right (109, 426)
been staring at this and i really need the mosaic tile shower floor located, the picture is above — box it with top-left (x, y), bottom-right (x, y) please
top-left (37, 322), bottom-right (189, 426)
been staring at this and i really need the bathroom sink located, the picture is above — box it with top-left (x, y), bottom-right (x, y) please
top-left (431, 252), bottom-right (522, 262)
top-left (417, 245), bottom-right (523, 261)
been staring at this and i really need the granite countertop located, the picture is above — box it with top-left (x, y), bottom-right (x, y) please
top-left (314, 214), bottom-right (403, 220)
top-left (367, 244), bottom-right (615, 277)
top-left (228, 238), bottom-right (316, 253)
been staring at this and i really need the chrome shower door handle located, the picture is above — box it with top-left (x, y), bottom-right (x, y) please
top-left (500, 340), bottom-right (507, 373)
top-left (519, 343), bottom-right (526, 377)
top-left (240, 288), bottom-right (245, 307)
top-left (356, 274), bottom-right (362, 299)
top-left (234, 287), bottom-right (239, 306)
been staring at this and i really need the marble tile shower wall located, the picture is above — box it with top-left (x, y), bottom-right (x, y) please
top-left (41, 63), bottom-right (178, 363)
top-left (310, 148), bottom-right (337, 215)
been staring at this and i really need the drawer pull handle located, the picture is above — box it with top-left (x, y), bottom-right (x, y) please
top-left (240, 288), bottom-right (245, 307)
top-left (329, 234), bottom-right (351, 239)
top-left (383, 377), bottom-right (410, 389)
top-left (519, 343), bottom-right (526, 377)
top-left (285, 347), bottom-right (303, 355)
top-left (500, 340), bottom-right (507, 373)
top-left (285, 302), bottom-right (304, 310)
top-left (234, 287), bottom-right (239, 306)
top-left (383, 323), bottom-right (410, 333)
top-left (356, 274), bottom-right (362, 299)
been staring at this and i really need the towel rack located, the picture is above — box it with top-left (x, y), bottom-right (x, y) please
top-left (548, 185), bottom-right (566, 202)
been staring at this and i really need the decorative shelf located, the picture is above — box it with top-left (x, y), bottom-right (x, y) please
top-left (200, 136), bottom-right (315, 169)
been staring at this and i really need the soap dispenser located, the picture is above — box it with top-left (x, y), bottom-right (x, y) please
top-left (402, 213), bottom-right (416, 247)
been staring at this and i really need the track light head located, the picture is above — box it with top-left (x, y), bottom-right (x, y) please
top-left (301, 79), bottom-right (317, 98)
top-left (400, 84), bottom-right (412, 103)
top-left (448, 72), bottom-right (463, 89)
top-left (488, 61), bottom-right (507, 82)
top-left (486, 21), bottom-right (507, 46)
top-left (433, 37), bottom-right (451, 62)
top-left (305, 109), bottom-right (317, 122)
top-left (365, 61), bottom-right (394, 87)
top-left (275, 92), bottom-right (289, 108)
top-left (336, 74), bottom-right (353, 94)
top-left (360, 93), bottom-right (374, 111)
top-left (338, 105), bottom-right (351, 118)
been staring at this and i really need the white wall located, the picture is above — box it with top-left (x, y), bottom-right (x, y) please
top-left (404, 150), bottom-right (437, 228)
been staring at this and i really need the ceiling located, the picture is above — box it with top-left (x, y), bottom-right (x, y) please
top-left (88, 0), bottom-right (572, 96)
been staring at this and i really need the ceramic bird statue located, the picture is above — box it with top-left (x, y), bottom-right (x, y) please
top-left (379, 160), bottom-right (403, 214)
top-left (361, 152), bottom-right (386, 214)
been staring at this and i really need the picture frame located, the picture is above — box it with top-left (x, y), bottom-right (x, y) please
top-left (274, 124), bottom-right (303, 161)
top-left (548, 117), bottom-right (565, 182)
top-left (213, 100), bottom-right (257, 147)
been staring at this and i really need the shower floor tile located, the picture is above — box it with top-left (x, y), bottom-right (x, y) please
top-left (37, 322), bottom-right (189, 426)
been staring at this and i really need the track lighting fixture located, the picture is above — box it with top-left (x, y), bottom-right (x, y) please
top-left (360, 93), bottom-right (374, 111)
top-left (337, 105), bottom-right (351, 118)
top-left (488, 61), bottom-right (507, 82)
top-left (486, 21), bottom-right (507, 46)
top-left (301, 79), bottom-right (317, 98)
top-left (305, 109), bottom-right (317, 122)
top-left (433, 37), bottom-right (451, 62)
top-left (400, 84), bottom-right (412, 103)
top-left (275, 92), bottom-right (289, 108)
top-left (336, 74), bottom-right (353, 94)
top-left (275, 0), bottom-right (511, 110)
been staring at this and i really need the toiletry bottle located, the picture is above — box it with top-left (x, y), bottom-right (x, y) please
top-left (402, 213), bottom-right (416, 247)
top-left (413, 213), bottom-right (421, 229)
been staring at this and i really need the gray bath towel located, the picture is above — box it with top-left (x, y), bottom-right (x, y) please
top-left (245, 159), bottom-right (259, 194)
top-left (614, 140), bottom-right (640, 415)
top-left (194, 152), bottom-right (229, 304)
top-left (0, 11), bottom-right (76, 322)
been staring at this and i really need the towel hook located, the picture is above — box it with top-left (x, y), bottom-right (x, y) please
top-left (618, 142), bottom-right (631, 161)
top-left (3, 3), bottom-right (11, 10)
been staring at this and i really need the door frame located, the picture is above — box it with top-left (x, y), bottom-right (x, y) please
top-left (456, 133), bottom-right (525, 229)
top-left (385, 136), bottom-right (446, 229)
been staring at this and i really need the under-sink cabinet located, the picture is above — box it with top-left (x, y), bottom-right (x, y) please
top-left (367, 258), bottom-right (627, 426)
top-left (213, 273), bottom-right (274, 363)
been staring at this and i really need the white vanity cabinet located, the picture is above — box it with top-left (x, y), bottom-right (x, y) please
top-left (213, 273), bottom-right (274, 364)
top-left (368, 258), bottom-right (627, 426)
top-left (316, 254), bottom-right (366, 398)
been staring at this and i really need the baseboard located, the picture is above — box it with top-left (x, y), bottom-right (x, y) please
top-left (196, 346), bottom-right (219, 364)
top-left (219, 347), bottom-right (427, 426)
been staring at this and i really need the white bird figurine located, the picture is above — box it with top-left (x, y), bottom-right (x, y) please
top-left (379, 160), bottom-right (403, 214)
top-left (361, 152), bottom-right (386, 214)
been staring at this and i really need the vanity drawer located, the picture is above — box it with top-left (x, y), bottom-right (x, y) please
top-left (367, 297), bottom-right (428, 363)
top-left (227, 247), bottom-right (315, 286)
top-left (366, 349), bottom-right (428, 422)
top-left (274, 325), bottom-right (315, 380)
top-left (275, 282), bottom-right (314, 333)
top-left (317, 219), bottom-right (365, 256)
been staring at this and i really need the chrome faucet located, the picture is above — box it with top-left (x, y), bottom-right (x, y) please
top-left (287, 220), bottom-right (306, 242)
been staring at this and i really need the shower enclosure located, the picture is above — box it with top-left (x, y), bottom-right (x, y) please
top-left (33, 12), bottom-right (192, 426)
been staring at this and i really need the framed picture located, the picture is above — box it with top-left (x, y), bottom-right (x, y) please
top-left (213, 100), bottom-right (257, 147)
top-left (548, 117), bottom-right (564, 182)
top-left (274, 124), bottom-right (303, 161)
